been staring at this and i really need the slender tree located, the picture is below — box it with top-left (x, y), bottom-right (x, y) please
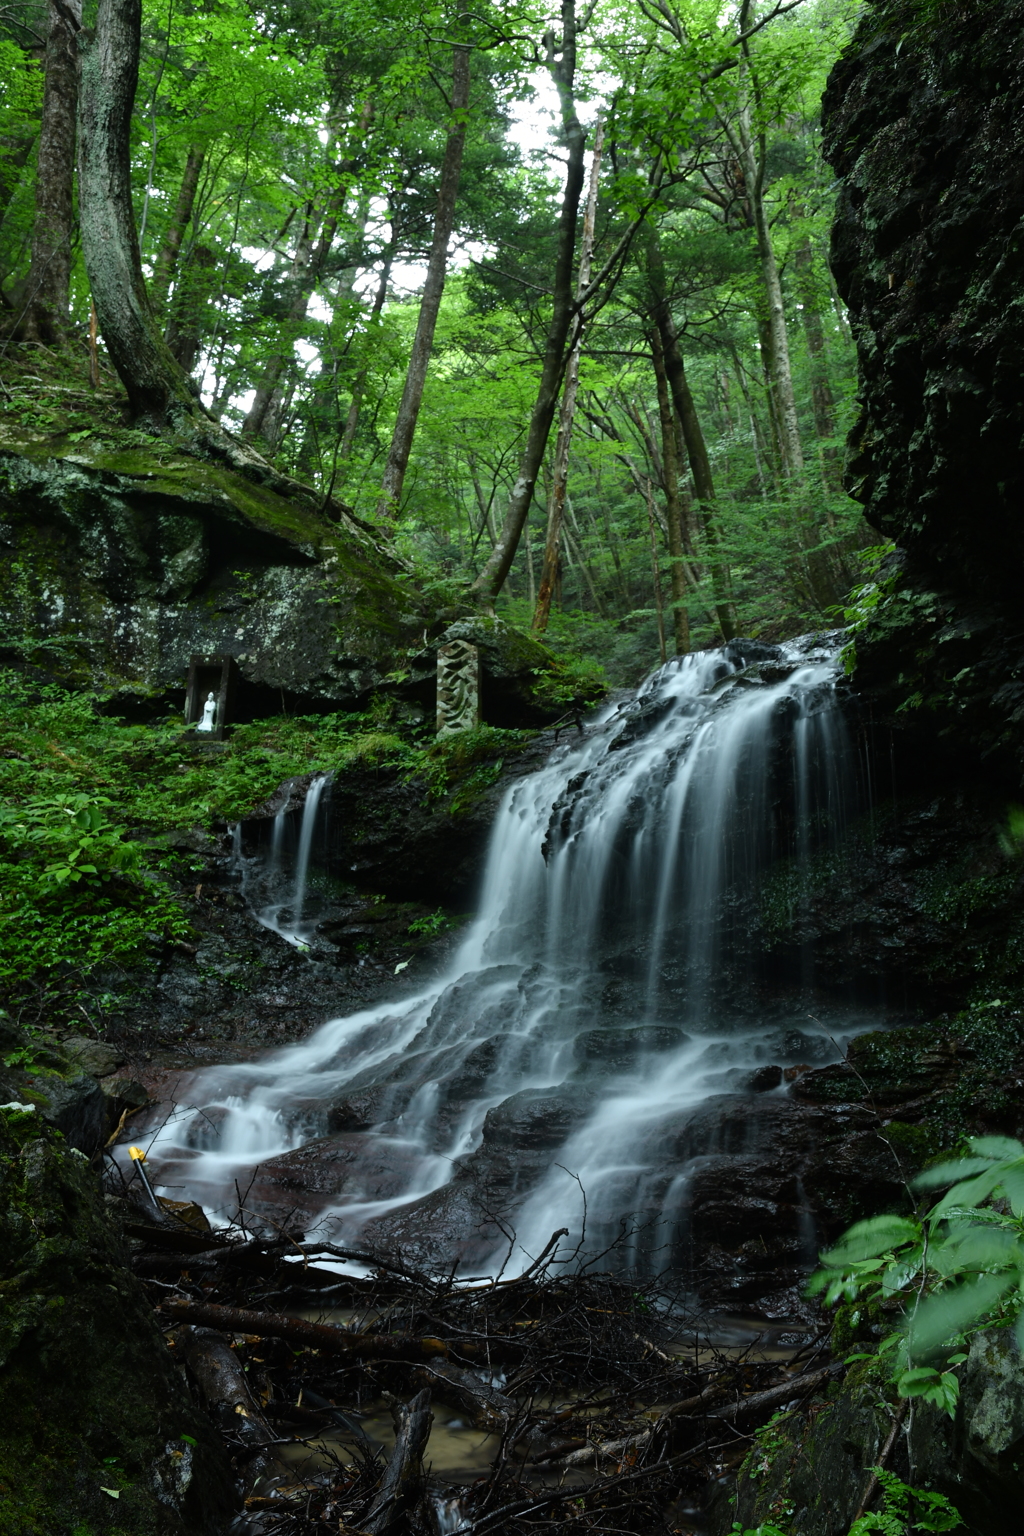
top-left (645, 226), bottom-right (737, 639)
top-left (648, 323), bottom-right (690, 654)
top-left (470, 0), bottom-right (587, 602)
top-left (20, 0), bottom-right (81, 343)
top-left (150, 144), bottom-right (205, 309)
top-left (375, 43), bottom-right (470, 520)
top-left (532, 121), bottom-right (602, 633)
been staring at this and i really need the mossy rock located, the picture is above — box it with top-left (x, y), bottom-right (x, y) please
top-left (0, 1116), bottom-right (233, 1533)
top-left (0, 417), bottom-right (427, 713)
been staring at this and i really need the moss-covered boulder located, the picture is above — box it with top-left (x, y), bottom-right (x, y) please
top-left (0, 392), bottom-right (427, 714)
top-left (0, 1113), bottom-right (233, 1534)
top-left (717, 1332), bottom-right (1024, 1536)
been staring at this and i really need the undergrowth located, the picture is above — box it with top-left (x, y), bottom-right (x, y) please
top-left (0, 671), bottom-right (531, 1026)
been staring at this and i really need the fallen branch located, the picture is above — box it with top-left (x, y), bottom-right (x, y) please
top-left (660, 1362), bottom-right (837, 1426)
top-left (364, 1388), bottom-right (433, 1535)
top-left (554, 1363), bottom-right (839, 1470)
top-left (161, 1296), bottom-right (457, 1361)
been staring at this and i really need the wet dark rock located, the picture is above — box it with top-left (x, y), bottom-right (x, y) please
top-left (27, 1070), bottom-right (107, 1155)
top-left (480, 1087), bottom-right (589, 1151)
top-left (573, 1026), bottom-right (687, 1074)
top-left (61, 1036), bottom-right (126, 1077)
top-left (746, 1065), bottom-right (783, 1092)
top-left (754, 784), bottom-right (1024, 1009)
top-left (0, 1116), bottom-right (233, 1533)
top-left (245, 1132), bottom-right (425, 1230)
top-left (718, 1328), bottom-right (1024, 1536)
top-left (822, 0), bottom-right (1024, 783)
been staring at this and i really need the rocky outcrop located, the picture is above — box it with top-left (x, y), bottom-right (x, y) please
top-left (822, 0), bottom-right (1024, 782)
top-left (0, 410), bottom-right (427, 714)
top-left (0, 1113), bottom-right (233, 1534)
top-left (0, 360), bottom-right (585, 725)
top-left (717, 1329), bottom-right (1024, 1536)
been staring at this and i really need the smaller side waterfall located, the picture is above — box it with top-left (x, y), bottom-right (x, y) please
top-left (233, 773), bottom-right (330, 947)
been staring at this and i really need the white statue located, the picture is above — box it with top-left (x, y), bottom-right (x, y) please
top-left (196, 691), bottom-right (217, 732)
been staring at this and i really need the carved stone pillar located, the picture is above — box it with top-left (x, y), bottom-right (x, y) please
top-left (436, 639), bottom-right (480, 736)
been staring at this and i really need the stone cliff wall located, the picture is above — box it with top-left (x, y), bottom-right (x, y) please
top-left (822, 0), bottom-right (1024, 783)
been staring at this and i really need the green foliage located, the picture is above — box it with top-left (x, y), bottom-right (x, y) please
top-left (407, 907), bottom-right (457, 937)
top-left (730, 1524), bottom-right (790, 1536)
top-left (847, 1470), bottom-right (961, 1535)
top-left (809, 1136), bottom-right (1024, 1410)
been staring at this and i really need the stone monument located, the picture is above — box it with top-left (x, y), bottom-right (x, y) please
top-left (436, 639), bottom-right (480, 736)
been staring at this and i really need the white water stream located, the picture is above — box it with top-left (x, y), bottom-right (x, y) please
top-left (144, 638), bottom-right (869, 1274)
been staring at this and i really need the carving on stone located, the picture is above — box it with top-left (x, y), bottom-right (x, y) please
top-left (436, 640), bottom-right (480, 736)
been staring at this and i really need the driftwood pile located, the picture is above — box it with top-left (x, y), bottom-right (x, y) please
top-left (117, 1199), bottom-right (839, 1535)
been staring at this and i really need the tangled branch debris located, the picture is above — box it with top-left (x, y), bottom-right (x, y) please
top-left (113, 1195), bottom-right (837, 1535)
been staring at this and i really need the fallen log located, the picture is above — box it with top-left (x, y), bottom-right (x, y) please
top-left (161, 1296), bottom-right (455, 1361)
top-left (662, 1363), bottom-right (837, 1426)
top-left (364, 1388), bottom-right (433, 1536)
top-left (127, 1225), bottom-right (351, 1288)
top-left (169, 1324), bottom-right (275, 1449)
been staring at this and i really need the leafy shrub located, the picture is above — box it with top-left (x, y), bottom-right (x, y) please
top-left (809, 1136), bottom-right (1024, 1414)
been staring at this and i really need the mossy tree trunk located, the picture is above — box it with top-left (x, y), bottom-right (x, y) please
top-left (21, 0), bottom-right (81, 344)
top-left (77, 0), bottom-right (195, 426)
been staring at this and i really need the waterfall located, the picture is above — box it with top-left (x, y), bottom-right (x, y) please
top-left (236, 773), bottom-right (329, 947)
top-left (145, 637), bottom-right (869, 1276)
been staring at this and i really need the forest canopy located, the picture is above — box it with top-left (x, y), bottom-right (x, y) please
top-left (0, 0), bottom-right (869, 683)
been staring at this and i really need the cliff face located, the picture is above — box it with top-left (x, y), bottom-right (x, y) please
top-left (822, 0), bottom-right (1024, 780)
top-left (823, 0), bottom-right (1024, 593)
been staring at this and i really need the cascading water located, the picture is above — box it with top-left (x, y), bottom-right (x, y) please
top-left (235, 773), bottom-right (329, 946)
top-left (143, 637), bottom-right (871, 1280)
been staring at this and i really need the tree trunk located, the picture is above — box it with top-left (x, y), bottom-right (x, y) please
top-left (649, 324), bottom-right (690, 654)
top-left (21, 0), bottom-right (81, 343)
top-left (77, 0), bottom-right (195, 425)
top-left (165, 243), bottom-right (216, 374)
top-left (645, 228), bottom-right (737, 639)
top-left (644, 478), bottom-right (668, 664)
top-left (532, 121), bottom-right (602, 633)
top-left (241, 204), bottom-right (322, 442)
top-left (151, 143), bottom-right (205, 311)
top-left (794, 233), bottom-right (840, 489)
top-left (242, 100), bottom-right (374, 445)
top-left (735, 96), bottom-right (804, 484)
top-left (339, 238), bottom-right (396, 458)
top-left (375, 44), bottom-right (470, 520)
top-left (470, 0), bottom-right (586, 602)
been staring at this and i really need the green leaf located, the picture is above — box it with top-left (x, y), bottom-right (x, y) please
top-left (908, 1271), bottom-right (1019, 1359)
top-left (820, 1216), bottom-right (920, 1265)
top-left (967, 1136), bottom-right (1024, 1159)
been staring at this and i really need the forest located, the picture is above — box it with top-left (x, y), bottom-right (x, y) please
top-left (4, 1), bottom-right (1024, 1535)
top-left (1, 0), bottom-right (867, 679)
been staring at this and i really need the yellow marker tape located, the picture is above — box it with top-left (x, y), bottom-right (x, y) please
top-left (128, 1146), bottom-right (147, 1162)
